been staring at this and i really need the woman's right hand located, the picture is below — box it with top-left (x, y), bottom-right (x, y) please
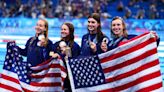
top-left (89, 41), bottom-right (97, 52)
top-left (101, 42), bottom-right (108, 52)
top-left (49, 52), bottom-right (60, 58)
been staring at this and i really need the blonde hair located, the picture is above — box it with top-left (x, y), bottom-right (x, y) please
top-left (39, 19), bottom-right (49, 47)
top-left (110, 16), bottom-right (128, 38)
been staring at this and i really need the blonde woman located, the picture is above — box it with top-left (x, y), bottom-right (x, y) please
top-left (18, 19), bottom-right (53, 66)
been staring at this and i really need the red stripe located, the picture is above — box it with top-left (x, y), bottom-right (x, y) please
top-left (103, 48), bottom-right (157, 73)
top-left (1, 74), bottom-right (19, 84)
top-left (118, 32), bottom-right (155, 46)
top-left (114, 71), bottom-right (161, 91)
top-left (33, 64), bottom-right (61, 72)
top-left (22, 88), bottom-right (33, 92)
top-left (136, 82), bottom-right (163, 92)
top-left (31, 73), bottom-right (61, 78)
top-left (30, 82), bottom-right (61, 87)
top-left (102, 71), bottom-right (161, 91)
top-left (101, 37), bottom-right (156, 63)
top-left (0, 83), bottom-right (22, 92)
top-left (105, 59), bottom-right (159, 82)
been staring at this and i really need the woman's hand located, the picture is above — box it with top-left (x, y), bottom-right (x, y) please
top-left (89, 41), bottom-right (97, 52)
top-left (150, 31), bottom-right (159, 39)
top-left (49, 51), bottom-right (60, 58)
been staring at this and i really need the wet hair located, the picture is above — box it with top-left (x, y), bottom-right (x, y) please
top-left (39, 19), bottom-right (49, 47)
top-left (88, 13), bottom-right (104, 42)
top-left (110, 16), bottom-right (128, 38)
top-left (61, 22), bottom-right (74, 48)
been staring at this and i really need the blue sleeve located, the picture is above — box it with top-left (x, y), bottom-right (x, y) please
top-left (42, 39), bottom-right (53, 59)
top-left (18, 37), bottom-right (33, 56)
top-left (72, 42), bottom-right (81, 58)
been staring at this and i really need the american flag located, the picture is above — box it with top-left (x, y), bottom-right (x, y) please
top-left (67, 32), bottom-right (163, 92)
top-left (0, 42), bottom-right (67, 92)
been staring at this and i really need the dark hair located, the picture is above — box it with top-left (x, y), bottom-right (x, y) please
top-left (110, 16), bottom-right (128, 38)
top-left (88, 13), bottom-right (104, 42)
top-left (61, 22), bottom-right (74, 48)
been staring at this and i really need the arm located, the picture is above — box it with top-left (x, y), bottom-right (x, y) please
top-left (17, 37), bottom-right (33, 56)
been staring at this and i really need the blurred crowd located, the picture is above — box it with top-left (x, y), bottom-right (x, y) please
top-left (0, 0), bottom-right (163, 19)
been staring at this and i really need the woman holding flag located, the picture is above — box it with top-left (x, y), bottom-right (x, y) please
top-left (50, 22), bottom-right (81, 92)
top-left (101, 16), bottom-right (160, 52)
top-left (17, 19), bottom-right (53, 66)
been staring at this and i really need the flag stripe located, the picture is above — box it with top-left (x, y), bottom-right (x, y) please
top-left (136, 82), bottom-right (163, 92)
top-left (105, 59), bottom-right (159, 82)
top-left (121, 76), bottom-right (163, 92)
top-left (0, 83), bottom-right (22, 92)
top-left (30, 82), bottom-right (61, 86)
top-left (101, 38), bottom-right (155, 66)
top-left (31, 73), bottom-right (61, 78)
top-left (101, 71), bottom-right (161, 91)
top-left (105, 53), bottom-right (159, 79)
top-left (115, 71), bottom-right (161, 91)
top-left (0, 41), bottom-right (66, 92)
top-left (103, 48), bottom-right (157, 73)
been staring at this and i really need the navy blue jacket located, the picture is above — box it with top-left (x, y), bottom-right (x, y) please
top-left (80, 33), bottom-right (109, 56)
top-left (53, 41), bottom-right (81, 59)
top-left (108, 34), bottom-right (137, 50)
top-left (18, 37), bottom-right (53, 66)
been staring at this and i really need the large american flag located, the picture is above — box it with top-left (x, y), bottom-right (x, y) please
top-left (0, 42), bottom-right (67, 92)
top-left (67, 32), bottom-right (163, 92)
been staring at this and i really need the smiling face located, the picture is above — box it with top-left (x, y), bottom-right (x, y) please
top-left (61, 24), bottom-right (70, 38)
top-left (88, 18), bottom-right (99, 34)
top-left (111, 19), bottom-right (124, 37)
top-left (35, 20), bottom-right (46, 36)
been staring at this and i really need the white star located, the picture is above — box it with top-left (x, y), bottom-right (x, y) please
top-left (24, 75), bottom-right (27, 78)
top-left (90, 81), bottom-right (93, 85)
top-left (9, 60), bottom-right (12, 63)
top-left (77, 83), bottom-right (80, 86)
top-left (26, 79), bottom-right (29, 83)
top-left (19, 76), bottom-right (22, 79)
top-left (16, 57), bottom-right (19, 60)
top-left (95, 60), bottom-right (98, 63)
top-left (5, 62), bottom-right (8, 65)
top-left (18, 62), bottom-right (21, 65)
top-left (95, 80), bottom-right (98, 84)
top-left (6, 55), bottom-right (9, 59)
top-left (12, 64), bottom-right (15, 67)
top-left (97, 77), bottom-right (100, 80)
top-left (84, 76), bottom-right (86, 79)
top-left (79, 67), bottom-right (82, 70)
top-left (77, 70), bottom-right (80, 74)
top-left (17, 71), bottom-right (20, 74)
top-left (101, 79), bottom-right (104, 83)
top-left (15, 53), bottom-right (18, 55)
top-left (92, 57), bottom-right (95, 61)
top-left (7, 66), bottom-right (10, 69)
top-left (85, 82), bottom-right (88, 85)
top-left (71, 64), bottom-right (74, 68)
top-left (8, 50), bottom-right (11, 53)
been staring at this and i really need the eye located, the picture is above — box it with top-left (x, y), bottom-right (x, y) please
top-left (112, 24), bottom-right (115, 26)
top-left (117, 24), bottom-right (120, 26)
